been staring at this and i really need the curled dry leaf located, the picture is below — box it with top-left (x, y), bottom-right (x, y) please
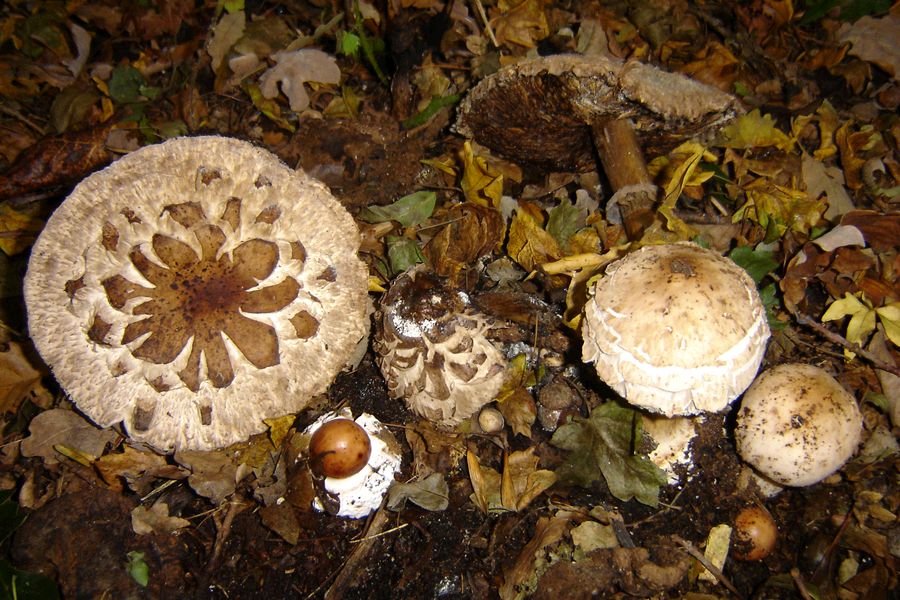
top-left (131, 501), bottom-right (190, 535)
top-left (0, 341), bottom-right (49, 415)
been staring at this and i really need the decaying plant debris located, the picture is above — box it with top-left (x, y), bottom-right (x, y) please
top-left (0, 1), bottom-right (897, 599)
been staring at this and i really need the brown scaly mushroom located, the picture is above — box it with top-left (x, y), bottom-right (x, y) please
top-left (455, 53), bottom-right (742, 239)
top-left (24, 136), bottom-right (369, 452)
top-left (374, 266), bottom-right (507, 427)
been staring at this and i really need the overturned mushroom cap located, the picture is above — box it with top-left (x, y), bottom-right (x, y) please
top-left (374, 267), bottom-right (507, 427)
top-left (24, 136), bottom-right (369, 452)
top-left (735, 363), bottom-right (863, 487)
top-left (455, 53), bottom-right (741, 172)
top-left (582, 243), bottom-right (769, 416)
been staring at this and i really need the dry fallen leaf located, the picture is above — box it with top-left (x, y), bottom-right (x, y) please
top-left (0, 341), bottom-right (48, 415)
top-left (131, 501), bottom-right (191, 535)
top-left (258, 48), bottom-right (341, 112)
top-left (174, 449), bottom-right (240, 505)
top-left (802, 153), bottom-right (855, 220)
top-left (839, 15), bottom-right (900, 80)
top-left (20, 408), bottom-right (118, 465)
top-left (207, 11), bottom-right (246, 71)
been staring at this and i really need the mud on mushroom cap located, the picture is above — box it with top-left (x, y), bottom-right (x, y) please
top-left (374, 267), bottom-right (507, 427)
top-left (24, 136), bottom-right (369, 452)
top-left (582, 243), bottom-right (769, 416)
top-left (735, 363), bottom-right (863, 488)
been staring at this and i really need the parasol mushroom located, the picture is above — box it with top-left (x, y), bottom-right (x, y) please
top-left (582, 242), bottom-right (769, 416)
top-left (24, 136), bottom-right (369, 452)
top-left (374, 266), bottom-right (507, 427)
top-left (735, 363), bottom-right (863, 489)
top-left (455, 53), bottom-right (742, 239)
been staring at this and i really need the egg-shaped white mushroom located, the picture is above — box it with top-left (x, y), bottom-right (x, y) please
top-left (581, 242), bottom-right (769, 416)
top-left (305, 409), bottom-right (402, 519)
top-left (735, 363), bottom-right (863, 488)
top-left (24, 136), bottom-right (369, 452)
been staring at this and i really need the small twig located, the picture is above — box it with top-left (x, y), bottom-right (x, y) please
top-left (470, 0), bottom-right (498, 48)
top-left (790, 568), bottom-right (815, 600)
top-left (795, 314), bottom-right (900, 377)
top-left (324, 506), bottom-right (392, 599)
top-left (673, 535), bottom-right (744, 599)
top-left (207, 497), bottom-right (248, 572)
top-left (0, 104), bottom-right (46, 134)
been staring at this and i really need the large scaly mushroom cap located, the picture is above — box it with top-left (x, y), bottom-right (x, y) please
top-left (24, 136), bottom-right (369, 452)
top-left (374, 267), bottom-right (507, 427)
top-left (582, 243), bottom-right (770, 416)
top-left (455, 53), bottom-right (742, 173)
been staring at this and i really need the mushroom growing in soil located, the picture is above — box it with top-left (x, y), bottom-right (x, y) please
top-left (24, 136), bottom-right (369, 452)
top-left (582, 242), bottom-right (770, 416)
top-left (456, 53), bottom-right (741, 239)
top-left (735, 363), bottom-right (863, 488)
top-left (304, 408), bottom-right (402, 519)
top-left (374, 266), bottom-right (507, 428)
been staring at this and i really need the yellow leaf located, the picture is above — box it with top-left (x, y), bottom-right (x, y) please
top-left (507, 204), bottom-right (561, 271)
top-left (54, 444), bottom-right (97, 467)
top-left (0, 204), bottom-right (43, 255)
top-left (460, 141), bottom-right (503, 208)
top-left (654, 142), bottom-right (706, 240)
top-left (265, 414), bottom-right (296, 448)
top-left (875, 303), bottom-right (900, 346)
top-left (420, 156), bottom-right (456, 176)
top-left (717, 109), bottom-right (794, 151)
top-left (491, 0), bottom-right (550, 49)
top-left (733, 179), bottom-right (824, 237)
top-left (821, 292), bottom-right (868, 322)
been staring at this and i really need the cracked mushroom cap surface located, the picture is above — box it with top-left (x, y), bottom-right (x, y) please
top-left (374, 267), bottom-right (507, 427)
top-left (24, 136), bottom-right (369, 452)
top-left (455, 53), bottom-right (742, 172)
top-left (582, 243), bottom-right (769, 416)
top-left (735, 363), bottom-right (863, 487)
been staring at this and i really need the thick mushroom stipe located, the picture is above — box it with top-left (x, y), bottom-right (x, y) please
top-left (582, 243), bottom-right (769, 416)
top-left (374, 267), bottom-right (507, 427)
top-left (735, 363), bottom-right (863, 487)
top-left (25, 136), bottom-right (369, 452)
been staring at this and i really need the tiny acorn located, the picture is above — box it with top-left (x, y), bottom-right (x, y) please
top-left (309, 418), bottom-right (372, 479)
top-left (732, 506), bottom-right (778, 561)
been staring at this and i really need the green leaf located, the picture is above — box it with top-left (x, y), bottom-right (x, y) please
top-left (759, 283), bottom-right (787, 331)
top-left (401, 94), bottom-right (461, 129)
top-left (546, 198), bottom-right (582, 248)
top-left (108, 67), bottom-right (146, 104)
top-left (358, 191), bottom-right (436, 227)
top-left (386, 236), bottom-right (425, 275)
top-left (728, 245), bottom-right (779, 284)
top-left (0, 559), bottom-right (61, 600)
top-left (126, 551), bottom-right (149, 587)
top-left (336, 31), bottom-right (361, 59)
top-left (550, 402), bottom-right (666, 507)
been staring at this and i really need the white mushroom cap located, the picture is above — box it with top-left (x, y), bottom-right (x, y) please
top-left (24, 136), bottom-right (369, 452)
top-left (374, 267), bottom-right (507, 427)
top-left (582, 243), bottom-right (769, 416)
top-left (735, 363), bottom-right (863, 487)
top-left (306, 409), bottom-right (402, 519)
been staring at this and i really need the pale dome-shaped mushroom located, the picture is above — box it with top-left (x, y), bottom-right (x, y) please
top-left (24, 136), bottom-right (369, 452)
top-left (374, 267), bottom-right (507, 427)
top-left (735, 363), bottom-right (863, 487)
top-left (582, 242), bottom-right (769, 416)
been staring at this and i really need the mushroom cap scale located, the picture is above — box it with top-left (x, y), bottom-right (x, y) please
top-left (455, 53), bottom-right (742, 172)
top-left (374, 267), bottom-right (507, 427)
top-left (25, 136), bottom-right (369, 452)
top-left (735, 363), bottom-right (863, 487)
top-left (582, 243), bottom-right (769, 416)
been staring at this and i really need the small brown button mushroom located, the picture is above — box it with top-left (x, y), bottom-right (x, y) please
top-left (477, 406), bottom-right (505, 434)
top-left (735, 363), bottom-right (863, 488)
top-left (581, 243), bottom-right (770, 416)
top-left (374, 266), bottom-right (507, 427)
top-left (24, 136), bottom-right (369, 452)
top-left (309, 418), bottom-right (372, 479)
top-left (732, 506), bottom-right (778, 561)
top-left (456, 54), bottom-right (741, 239)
